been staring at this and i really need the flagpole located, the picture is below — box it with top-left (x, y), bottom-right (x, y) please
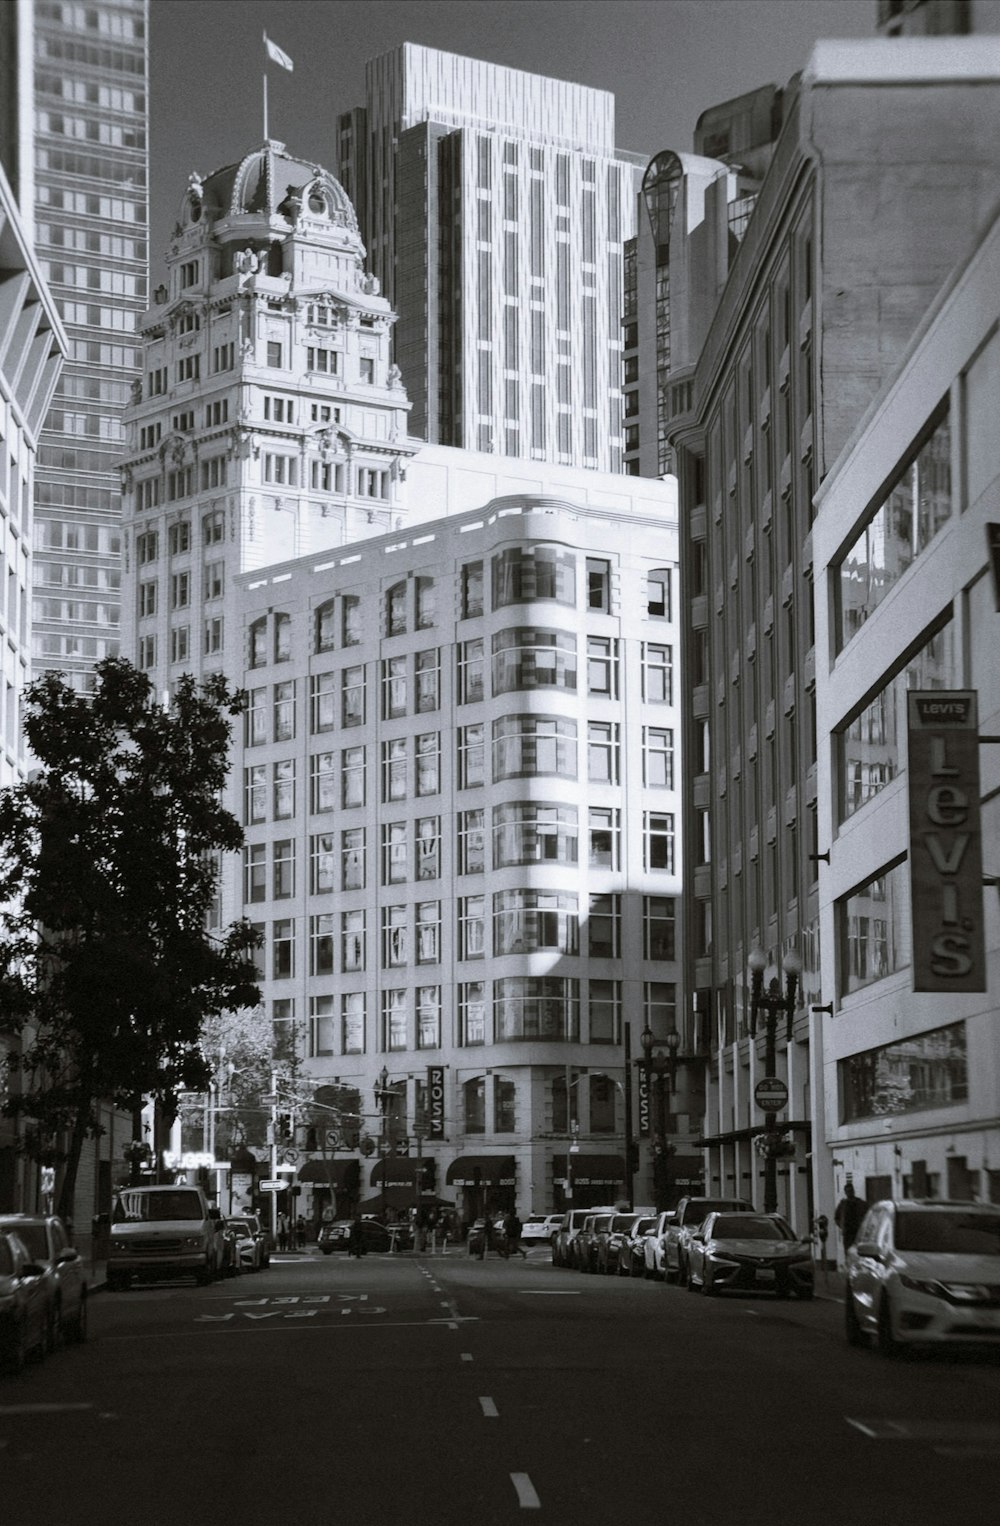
top-left (263, 70), bottom-right (269, 141)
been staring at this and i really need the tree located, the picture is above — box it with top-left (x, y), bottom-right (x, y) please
top-left (0, 658), bottom-right (260, 1219)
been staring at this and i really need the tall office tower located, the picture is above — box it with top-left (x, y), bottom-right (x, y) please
top-left (31, 0), bottom-right (148, 693)
top-left (338, 43), bottom-right (645, 473)
top-left (876, 0), bottom-right (1000, 33)
top-left (664, 39), bottom-right (1000, 1233)
top-left (120, 142), bottom-right (683, 1222)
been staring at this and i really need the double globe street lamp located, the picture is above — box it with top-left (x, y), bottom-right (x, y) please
top-left (747, 948), bottom-right (802, 1215)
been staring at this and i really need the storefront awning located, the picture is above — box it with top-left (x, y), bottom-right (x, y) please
top-left (371, 1157), bottom-right (420, 1188)
top-left (445, 1155), bottom-right (516, 1188)
top-left (551, 1153), bottom-right (625, 1187)
top-left (298, 1158), bottom-right (360, 1188)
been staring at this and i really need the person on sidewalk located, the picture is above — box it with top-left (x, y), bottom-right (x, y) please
top-left (277, 1211), bottom-right (289, 1253)
top-left (504, 1210), bottom-right (527, 1258)
top-left (834, 1182), bottom-right (867, 1253)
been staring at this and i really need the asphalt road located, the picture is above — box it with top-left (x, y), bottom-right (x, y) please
top-left (4, 1246), bottom-right (999, 1526)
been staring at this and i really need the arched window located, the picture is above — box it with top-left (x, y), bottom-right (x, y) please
top-left (274, 612), bottom-right (291, 662)
top-left (315, 600), bottom-right (336, 653)
top-left (386, 581), bottom-right (407, 636)
top-left (248, 617), bottom-right (267, 669)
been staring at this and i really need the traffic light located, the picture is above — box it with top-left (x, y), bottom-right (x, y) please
top-left (343, 1126), bottom-right (360, 1150)
top-left (276, 1113), bottom-right (292, 1143)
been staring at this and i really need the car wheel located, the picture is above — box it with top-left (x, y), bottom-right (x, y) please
top-left (195, 1265), bottom-right (213, 1287)
top-left (67, 1291), bottom-right (88, 1344)
top-left (844, 1287), bottom-right (866, 1346)
top-left (677, 1258), bottom-right (689, 1288)
top-left (700, 1272), bottom-right (717, 1297)
top-left (877, 1294), bottom-right (900, 1357)
top-left (688, 1269), bottom-right (701, 1293)
top-left (664, 1264), bottom-right (677, 1285)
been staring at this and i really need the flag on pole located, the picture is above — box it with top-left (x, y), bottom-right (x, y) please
top-left (263, 31), bottom-right (294, 72)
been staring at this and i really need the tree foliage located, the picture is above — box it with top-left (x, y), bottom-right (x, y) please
top-left (0, 658), bottom-right (260, 1216)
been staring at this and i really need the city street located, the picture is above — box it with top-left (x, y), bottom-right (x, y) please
top-left (4, 1247), bottom-right (999, 1526)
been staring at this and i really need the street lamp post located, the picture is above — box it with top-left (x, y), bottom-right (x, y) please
top-left (640, 1025), bottom-right (681, 1211)
top-left (747, 948), bottom-right (802, 1215)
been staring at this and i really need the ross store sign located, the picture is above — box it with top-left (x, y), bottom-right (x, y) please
top-left (426, 1065), bottom-right (445, 1138)
top-left (637, 1068), bottom-right (650, 1137)
top-left (907, 691), bottom-right (985, 992)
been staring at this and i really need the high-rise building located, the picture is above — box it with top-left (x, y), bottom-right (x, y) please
top-left (119, 142), bottom-right (686, 1220)
top-left (30, 0), bottom-right (148, 693)
top-left (876, 0), bottom-right (1000, 34)
top-left (338, 43), bottom-right (645, 473)
top-left (664, 38), bottom-right (1000, 1233)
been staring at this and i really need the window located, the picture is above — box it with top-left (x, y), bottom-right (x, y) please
top-left (382, 656), bottom-right (407, 717)
top-left (180, 259), bottom-right (198, 288)
top-left (492, 627), bottom-right (577, 693)
top-left (309, 996), bottom-right (335, 1058)
top-left (273, 681), bottom-right (295, 742)
top-left (244, 843), bottom-right (266, 903)
top-left (382, 905), bottom-right (408, 968)
top-left (589, 807), bottom-right (620, 869)
top-left (839, 1021), bottom-right (967, 1124)
top-left (315, 600), bottom-right (336, 653)
top-left (464, 1076), bottom-right (486, 1133)
top-left (383, 989), bottom-right (407, 1051)
top-left (588, 894), bottom-right (620, 958)
top-left (245, 687), bottom-right (266, 747)
top-left (587, 637), bottom-right (618, 698)
top-left (458, 809), bottom-right (485, 875)
top-left (416, 817), bottom-right (440, 881)
top-left (342, 746), bottom-right (365, 809)
top-left (493, 802), bottom-right (577, 867)
top-left (310, 751), bottom-right (336, 814)
top-left (342, 828), bottom-right (365, 890)
top-left (310, 671), bottom-right (336, 734)
top-left (342, 595), bottom-right (361, 646)
top-left (202, 509), bottom-right (224, 545)
top-left (168, 521), bottom-right (190, 556)
top-left (386, 581), bottom-right (407, 636)
top-left (589, 980), bottom-right (620, 1043)
top-left (359, 356), bottom-right (374, 384)
top-left (138, 580), bottom-right (157, 618)
top-left (273, 760), bottom-right (295, 819)
top-left (383, 821), bottom-right (407, 885)
top-left (272, 613), bottom-right (291, 662)
top-left (492, 546), bottom-right (576, 607)
top-left (461, 561), bottom-right (484, 618)
top-left (644, 981), bottom-right (677, 1035)
top-left (647, 568), bottom-right (672, 620)
top-left (382, 738), bottom-right (407, 802)
top-left (586, 558), bottom-right (611, 612)
top-left (249, 618), bottom-right (267, 669)
top-left (310, 832), bottom-right (335, 895)
top-left (204, 560), bottom-right (224, 601)
top-left (273, 839), bottom-right (295, 899)
top-left (267, 340), bottom-right (283, 367)
top-left (342, 909), bottom-right (365, 972)
top-left (840, 860), bottom-right (909, 993)
top-left (457, 639), bottom-right (484, 704)
top-left (416, 576), bottom-right (436, 629)
top-left (494, 1077), bottom-right (516, 1132)
top-left (333, 664), bottom-right (363, 732)
top-left (136, 477), bottom-right (159, 511)
top-left (459, 895), bottom-right (486, 960)
top-left (245, 764), bottom-right (266, 824)
top-left (644, 896), bottom-right (676, 960)
top-left (273, 920), bottom-right (294, 980)
top-left (169, 571), bottom-right (190, 611)
top-left (212, 341), bottom-right (234, 372)
top-left (590, 1074), bottom-right (616, 1133)
top-left (415, 649), bottom-right (440, 713)
top-left (494, 890), bottom-right (578, 955)
top-left (460, 982), bottom-right (487, 1045)
top-left (493, 715), bottom-right (577, 780)
top-left (136, 530), bottom-right (158, 564)
top-left (587, 722), bottom-right (619, 784)
top-left (176, 354), bottom-right (199, 383)
top-left (416, 902), bottom-right (440, 964)
top-left (200, 456), bottom-right (227, 491)
top-left (342, 992), bottom-right (365, 1054)
top-left (415, 732), bottom-right (440, 796)
top-left (458, 723), bottom-right (485, 789)
top-left (644, 727), bottom-right (674, 788)
top-left (645, 812), bottom-right (675, 873)
top-left (417, 988), bottom-right (441, 1050)
top-left (306, 346), bottom-right (339, 374)
top-left (643, 643), bottom-right (673, 704)
top-left (494, 977), bottom-right (579, 1041)
top-left (264, 453), bottom-right (296, 487)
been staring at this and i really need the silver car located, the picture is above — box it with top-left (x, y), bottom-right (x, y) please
top-left (0, 1213), bottom-right (87, 1345)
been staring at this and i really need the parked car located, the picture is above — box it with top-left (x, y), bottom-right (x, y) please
top-left (599, 1212), bottom-right (648, 1275)
top-left (319, 1217), bottom-right (388, 1255)
top-left (618, 1215), bottom-right (658, 1278)
top-left (642, 1211), bottom-right (677, 1280)
top-left (577, 1212), bottom-right (616, 1273)
top-left (0, 1229), bottom-right (50, 1373)
top-left (844, 1199), bottom-right (1000, 1354)
top-left (687, 1212), bottom-right (814, 1298)
top-left (552, 1209), bottom-right (593, 1267)
top-left (225, 1217), bottom-right (265, 1271)
top-left (664, 1196), bottom-right (755, 1284)
top-left (107, 1184), bottom-right (225, 1288)
top-left (0, 1213), bottom-right (87, 1345)
top-left (521, 1214), bottom-right (562, 1247)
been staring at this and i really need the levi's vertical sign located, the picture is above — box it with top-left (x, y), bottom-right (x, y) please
top-left (907, 691), bottom-right (985, 991)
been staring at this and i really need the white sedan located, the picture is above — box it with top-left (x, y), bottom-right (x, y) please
top-left (520, 1214), bottom-right (562, 1247)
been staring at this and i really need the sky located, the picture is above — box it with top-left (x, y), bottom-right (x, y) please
top-left (150, 0), bottom-right (875, 276)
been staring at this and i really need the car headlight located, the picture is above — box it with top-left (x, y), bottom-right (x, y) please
top-left (182, 1235), bottom-right (205, 1248)
top-left (110, 1239), bottom-right (129, 1253)
top-left (936, 1281), bottom-right (993, 1304)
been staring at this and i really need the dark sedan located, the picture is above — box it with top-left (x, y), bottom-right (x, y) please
top-left (0, 1229), bottom-right (50, 1373)
top-left (687, 1213), bottom-right (814, 1298)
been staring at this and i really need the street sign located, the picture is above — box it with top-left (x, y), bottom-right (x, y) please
top-left (325, 1128), bottom-right (342, 1150)
top-left (754, 1077), bottom-right (789, 1112)
top-left (260, 1179), bottom-right (287, 1192)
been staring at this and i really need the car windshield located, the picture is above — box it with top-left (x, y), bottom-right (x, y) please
top-left (711, 1216), bottom-right (793, 1241)
top-left (895, 1210), bottom-right (1000, 1255)
top-left (113, 1191), bottom-right (203, 1222)
top-left (228, 1221), bottom-right (252, 1235)
top-left (634, 1218), bottom-right (656, 1235)
top-left (10, 1225), bottom-right (48, 1259)
top-left (611, 1215), bottom-right (638, 1232)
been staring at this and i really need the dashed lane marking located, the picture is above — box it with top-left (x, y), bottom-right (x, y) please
top-left (461, 1352), bottom-right (473, 1361)
top-left (479, 1397), bottom-right (499, 1417)
top-left (511, 1473), bottom-right (541, 1510)
top-left (847, 1418), bottom-right (1000, 1449)
top-left (0, 1403), bottom-right (94, 1416)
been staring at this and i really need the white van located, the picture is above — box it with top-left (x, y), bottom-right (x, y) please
top-left (107, 1184), bottom-right (224, 1289)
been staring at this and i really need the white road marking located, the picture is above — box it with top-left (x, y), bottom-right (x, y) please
top-left (518, 1290), bottom-right (580, 1295)
top-left (0, 1403), bottom-right (94, 1416)
top-left (461, 1352), bottom-right (473, 1361)
top-left (847, 1418), bottom-right (1000, 1445)
top-left (479, 1396), bottom-right (499, 1417)
top-left (511, 1473), bottom-right (541, 1509)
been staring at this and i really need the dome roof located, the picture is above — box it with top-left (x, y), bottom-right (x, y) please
top-left (190, 141), bottom-right (360, 238)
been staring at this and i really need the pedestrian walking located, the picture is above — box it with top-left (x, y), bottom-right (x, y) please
top-left (347, 1213), bottom-right (366, 1259)
top-left (295, 1213), bottom-right (306, 1249)
top-left (504, 1210), bottom-right (527, 1258)
top-left (834, 1182), bottom-right (868, 1252)
top-left (277, 1211), bottom-right (289, 1253)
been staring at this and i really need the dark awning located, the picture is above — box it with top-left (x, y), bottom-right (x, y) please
top-left (371, 1157), bottom-right (419, 1188)
top-left (445, 1155), bottom-right (516, 1188)
top-left (551, 1154), bottom-right (625, 1187)
top-left (298, 1158), bottom-right (360, 1188)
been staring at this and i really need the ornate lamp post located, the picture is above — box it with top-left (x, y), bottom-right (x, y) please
top-left (639, 1025), bottom-right (681, 1211)
top-left (747, 948), bottom-right (802, 1214)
